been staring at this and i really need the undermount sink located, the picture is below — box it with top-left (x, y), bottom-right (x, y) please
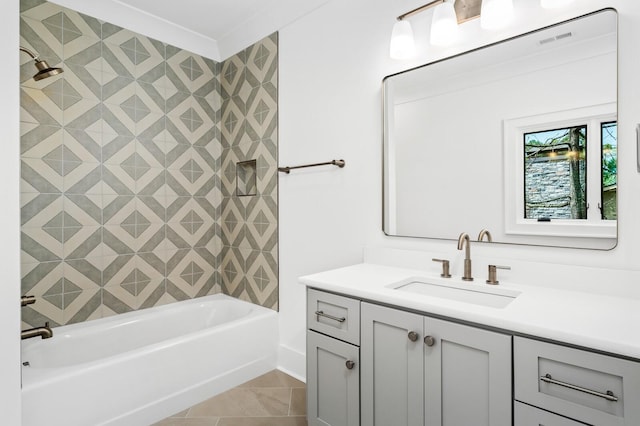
top-left (388, 277), bottom-right (521, 309)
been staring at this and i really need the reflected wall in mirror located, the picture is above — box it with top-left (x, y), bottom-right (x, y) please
top-left (383, 9), bottom-right (617, 249)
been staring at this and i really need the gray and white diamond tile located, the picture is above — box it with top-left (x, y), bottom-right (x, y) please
top-left (20, 0), bottom-right (276, 324)
top-left (21, 121), bottom-right (63, 158)
top-left (21, 158), bottom-right (64, 194)
top-left (22, 86), bottom-right (63, 125)
top-left (245, 33), bottom-right (278, 88)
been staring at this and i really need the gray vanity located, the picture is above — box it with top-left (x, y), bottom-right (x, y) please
top-left (301, 261), bottom-right (640, 426)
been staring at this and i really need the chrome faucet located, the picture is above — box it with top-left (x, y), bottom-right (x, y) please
top-left (457, 232), bottom-right (473, 281)
top-left (21, 322), bottom-right (53, 340)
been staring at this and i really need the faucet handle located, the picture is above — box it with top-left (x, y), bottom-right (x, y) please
top-left (486, 265), bottom-right (510, 285)
top-left (432, 258), bottom-right (452, 278)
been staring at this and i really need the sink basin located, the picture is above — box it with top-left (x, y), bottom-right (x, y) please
top-left (388, 278), bottom-right (520, 309)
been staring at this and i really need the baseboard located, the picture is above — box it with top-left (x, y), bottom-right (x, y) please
top-left (277, 344), bottom-right (306, 382)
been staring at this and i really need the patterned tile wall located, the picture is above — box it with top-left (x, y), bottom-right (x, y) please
top-left (19, 0), bottom-right (226, 327)
top-left (220, 34), bottom-right (279, 310)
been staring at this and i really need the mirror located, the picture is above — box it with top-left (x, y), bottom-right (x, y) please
top-left (383, 9), bottom-right (617, 250)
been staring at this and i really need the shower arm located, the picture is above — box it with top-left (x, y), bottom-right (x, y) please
top-left (20, 46), bottom-right (40, 60)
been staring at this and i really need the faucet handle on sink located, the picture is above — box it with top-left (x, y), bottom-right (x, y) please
top-left (432, 258), bottom-right (452, 278)
top-left (486, 265), bottom-right (511, 285)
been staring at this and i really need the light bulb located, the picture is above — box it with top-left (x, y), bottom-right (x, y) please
top-left (541, 0), bottom-right (575, 9)
top-left (430, 0), bottom-right (459, 46)
top-left (390, 20), bottom-right (416, 60)
top-left (481, 0), bottom-right (514, 30)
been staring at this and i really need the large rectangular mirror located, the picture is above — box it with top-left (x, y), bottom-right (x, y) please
top-left (383, 9), bottom-right (617, 249)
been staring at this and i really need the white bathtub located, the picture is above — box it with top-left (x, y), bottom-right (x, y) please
top-left (21, 294), bottom-right (278, 426)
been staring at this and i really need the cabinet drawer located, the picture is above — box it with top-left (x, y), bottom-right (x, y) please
top-left (515, 401), bottom-right (590, 426)
top-left (307, 289), bottom-right (360, 345)
top-left (514, 337), bottom-right (640, 426)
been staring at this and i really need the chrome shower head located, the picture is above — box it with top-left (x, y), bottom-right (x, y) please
top-left (20, 46), bottom-right (64, 81)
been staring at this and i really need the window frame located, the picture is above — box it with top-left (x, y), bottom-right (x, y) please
top-left (503, 103), bottom-right (616, 239)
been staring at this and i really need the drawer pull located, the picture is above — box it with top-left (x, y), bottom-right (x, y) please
top-left (315, 310), bottom-right (346, 323)
top-left (540, 374), bottom-right (619, 402)
top-left (345, 360), bottom-right (355, 370)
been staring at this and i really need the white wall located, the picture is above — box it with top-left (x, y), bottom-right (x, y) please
top-left (0, 0), bottom-right (23, 423)
top-left (278, 0), bottom-right (640, 379)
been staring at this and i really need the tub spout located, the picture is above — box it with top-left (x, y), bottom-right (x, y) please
top-left (21, 322), bottom-right (53, 340)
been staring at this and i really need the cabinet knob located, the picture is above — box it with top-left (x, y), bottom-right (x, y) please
top-left (345, 360), bottom-right (355, 370)
top-left (408, 331), bottom-right (419, 342)
top-left (424, 335), bottom-right (436, 347)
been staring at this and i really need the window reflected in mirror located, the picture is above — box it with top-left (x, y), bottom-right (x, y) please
top-left (524, 126), bottom-right (587, 220)
top-left (523, 121), bottom-right (616, 222)
top-left (601, 121), bottom-right (617, 220)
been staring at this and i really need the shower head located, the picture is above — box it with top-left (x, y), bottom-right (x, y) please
top-left (20, 46), bottom-right (63, 81)
top-left (32, 59), bottom-right (64, 81)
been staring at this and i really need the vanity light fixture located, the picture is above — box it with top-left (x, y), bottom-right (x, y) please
top-left (480, 0), bottom-right (514, 30)
top-left (390, 20), bottom-right (417, 59)
top-left (391, 0), bottom-right (521, 59)
top-left (540, 0), bottom-right (575, 9)
top-left (430, 0), bottom-right (459, 46)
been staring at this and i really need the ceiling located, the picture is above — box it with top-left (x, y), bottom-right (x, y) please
top-left (50, 0), bottom-right (332, 61)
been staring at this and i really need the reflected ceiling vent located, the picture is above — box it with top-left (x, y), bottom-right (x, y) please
top-left (539, 32), bottom-right (573, 45)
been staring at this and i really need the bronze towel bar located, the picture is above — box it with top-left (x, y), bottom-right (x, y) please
top-left (278, 159), bottom-right (345, 174)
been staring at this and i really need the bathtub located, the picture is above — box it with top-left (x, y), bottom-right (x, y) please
top-left (21, 294), bottom-right (278, 426)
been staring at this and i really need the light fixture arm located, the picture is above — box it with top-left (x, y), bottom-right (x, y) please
top-left (397, 0), bottom-right (444, 21)
top-left (396, 0), bottom-right (481, 24)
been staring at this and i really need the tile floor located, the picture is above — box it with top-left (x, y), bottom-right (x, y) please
top-left (154, 370), bottom-right (307, 426)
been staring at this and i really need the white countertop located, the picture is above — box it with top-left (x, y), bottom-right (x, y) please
top-left (300, 263), bottom-right (640, 360)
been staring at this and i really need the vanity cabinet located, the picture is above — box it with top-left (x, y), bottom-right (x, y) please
top-left (306, 288), bottom-right (640, 426)
top-left (306, 289), bottom-right (360, 426)
top-left (361, 302), bottom-right (512, 426)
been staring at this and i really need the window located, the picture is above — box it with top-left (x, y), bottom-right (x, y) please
top-left (504, 104), bottom-right (616, 239)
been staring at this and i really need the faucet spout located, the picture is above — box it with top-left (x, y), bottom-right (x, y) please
top-left (457, 233), bottom-right (473, 281)
top-left (21, 322), bottom-right (53, 340)
top-left (477, 229), bottom-right (493, 242)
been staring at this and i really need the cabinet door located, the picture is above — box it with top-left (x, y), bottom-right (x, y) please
top-left (361, 302), bottom-right (424, 426)
top-left (424, 317), bottom-right (512, 426)
top-left (307, 330), bottom-right (359, 426)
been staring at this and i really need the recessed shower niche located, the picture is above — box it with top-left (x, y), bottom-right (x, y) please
top-left (236, 160), bottom-right (258, 196)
